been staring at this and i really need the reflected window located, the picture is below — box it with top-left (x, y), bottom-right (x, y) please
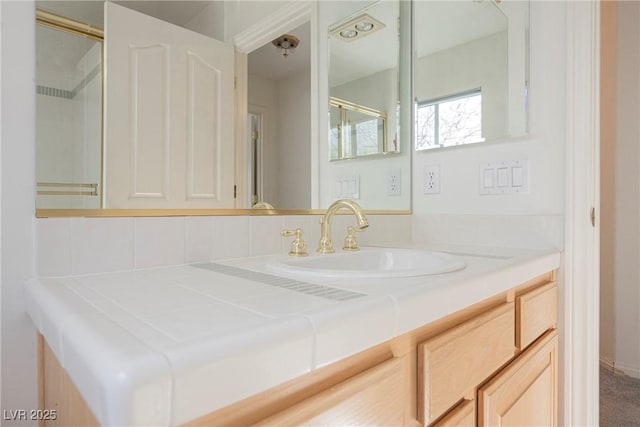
top-left (416, 90), bottom-right (484, 150)
top-left (329, 97), bottom-right (388, 161)
top-left (350, 116), bottom-right (383, 156)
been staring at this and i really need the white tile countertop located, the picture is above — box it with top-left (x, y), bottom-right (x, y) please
top-left (25, 244), bottom-right (561, 426)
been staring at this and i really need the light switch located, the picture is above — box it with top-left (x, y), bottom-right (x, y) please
top-left (497, 168), bottom-right (509, 187)
top-left (483, 169), bottom-right (495, 188)
top-left (512, 167), bottom-right (524, 187)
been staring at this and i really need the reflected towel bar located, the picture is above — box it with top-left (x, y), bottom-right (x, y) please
top-left (37, 182), bottom-right (98, 196)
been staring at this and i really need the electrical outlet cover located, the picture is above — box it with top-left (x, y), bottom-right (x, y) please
top-left (423, 164), bottom-right (440, 194)
top-left (388, 168), bottom-right (401, 196)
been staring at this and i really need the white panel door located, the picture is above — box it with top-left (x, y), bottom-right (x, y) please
top-left (104, 2), bottom-right (234, 208)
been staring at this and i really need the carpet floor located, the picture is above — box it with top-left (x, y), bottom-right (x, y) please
top-left (600, 366), bottom-right (640, 426)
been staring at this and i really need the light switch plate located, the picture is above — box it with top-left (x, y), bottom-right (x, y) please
top-left (479, 160), bottom-right (528, 195)
top-left (335, 175), bottom-right (360, 199)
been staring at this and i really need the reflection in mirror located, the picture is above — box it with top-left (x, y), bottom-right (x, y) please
top-left (34, 1), bottom-right (412, 216)
top-left (328, 2), bottom-right (399, 157)
top-left (414, 0), bottom-right (529, 150)
top-left (329, 97), bottom-right (388, 161)
top-left (321, 0), bottom-right (411, 211)
top-left (35, 11), bottom-right (103, 209)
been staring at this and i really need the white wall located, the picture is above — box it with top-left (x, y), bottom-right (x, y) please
top-left (602, 0), bottom-right (640, 379)
top-left (248, 69), bottom-right (311, 209)
top-left (184, 1), bottom-right (225, 42)
top-left (277, 70), bottom-right (311, 209)
top-left (412, 1), bottom-right (566, 220)
top-left (223, 0), bottom-right (289, 43)
top-left (1, 1), bottom-right (39, 424)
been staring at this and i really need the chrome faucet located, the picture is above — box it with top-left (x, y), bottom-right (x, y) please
top-left (318, 199), bottom-right (369, 254)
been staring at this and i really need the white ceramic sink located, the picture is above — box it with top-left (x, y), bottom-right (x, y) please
top-left (268, 247), bottom-right (466, 279)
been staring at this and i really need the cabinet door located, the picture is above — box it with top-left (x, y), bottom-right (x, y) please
top-left (478, 330), bottom-right (558, 427)
top-left (432, 399), bottom-right (475, 427)
top-left (104, 3), bottom-right (235, 208)
top-left (253, 356), bottom-right (408, 427)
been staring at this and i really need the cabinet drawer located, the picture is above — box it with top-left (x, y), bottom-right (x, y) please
top-left (432, 399), bottom-right (475, 427)
top-left (418, 303), bottom-right (515, 425)
top-left (516, 282), bottom-right (557, 350)
top-left (253, 356), bottom-right (407, 427)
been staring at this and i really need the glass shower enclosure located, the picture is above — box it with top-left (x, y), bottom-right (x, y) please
top-left (35, 10), bottom-right (103, 209)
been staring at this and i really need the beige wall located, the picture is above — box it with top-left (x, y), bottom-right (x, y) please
top-left (600, 0), bottom-right (616, 369)
top-left (600, 0), bottom-right (640, 378)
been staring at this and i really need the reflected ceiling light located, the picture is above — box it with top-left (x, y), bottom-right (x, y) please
top-left (340, 29), bottom-right (358, 39)
top-left (355, 21), bottom-right (374, 32)
top-left (330, 13), bottom-right (385, 42)
top-left (271, 34), bottom-right (300, 58)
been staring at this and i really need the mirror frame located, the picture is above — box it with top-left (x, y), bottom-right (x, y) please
top-left (33, 1), bottom-right (412, 218)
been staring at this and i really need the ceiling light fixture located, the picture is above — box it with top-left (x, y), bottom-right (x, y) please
top-left (339, 29), bottom-right (358, 39)
top-left (330, 13), bottom-right (385, 42)
top-left (271, 34), bottom-right (300, 58)
top-left (355, 22), bottom-right (374, 32)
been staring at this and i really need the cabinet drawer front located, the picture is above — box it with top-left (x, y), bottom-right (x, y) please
top-left (418, 303), bottom-right (515, 424)
top-left (432, 399), bottom-right (475, 427)
top-left (253, 356), bottom-right (407, 427)
top-left (516, 283), bottom-right (557, 350)
top-left (478, 330), bottom-right (558, 427)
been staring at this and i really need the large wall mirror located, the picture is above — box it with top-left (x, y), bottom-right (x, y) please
top-left (34, 0), bottom-right (528, 216)
top-left (319, 0), bottom-right (412, 211)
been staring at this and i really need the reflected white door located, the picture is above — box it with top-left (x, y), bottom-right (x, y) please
top-left (104, 2), bottom-right (235, 208)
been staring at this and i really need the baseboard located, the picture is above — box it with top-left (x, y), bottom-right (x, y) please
top-left (615, 363), bottom-right (640, 379)
top-left (600, 357), bottom-right (640, 378)
top-left (599, 356), bottom-right (616, 371)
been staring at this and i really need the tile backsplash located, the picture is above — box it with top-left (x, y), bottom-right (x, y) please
top-left (412, 214), bottom-right (565, 250)
top-left (36, 214), bottom-right (413, 277)
top-left (35, 213), bottom-right (562, 278)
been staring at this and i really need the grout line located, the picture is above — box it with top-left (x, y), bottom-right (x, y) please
top-left (69, 218), bottom-right (76, 275)
top-left (133, 218), bottom-right (138, 270)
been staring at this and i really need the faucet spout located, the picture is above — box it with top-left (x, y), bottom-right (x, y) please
top-left (318, 199), bottom-right (368, 254)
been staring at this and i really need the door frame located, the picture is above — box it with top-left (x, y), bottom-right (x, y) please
top-left (232, 1), bottom-right (318, 209)
top-left (247, 106), bottom-right (267, 206)
top-left (563, 1), bottom-right (600, 425)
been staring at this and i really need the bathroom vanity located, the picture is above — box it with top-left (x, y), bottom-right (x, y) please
top-left (27, 245), bottom-right (559, 426)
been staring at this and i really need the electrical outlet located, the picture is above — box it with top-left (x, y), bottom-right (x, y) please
top-left (388, 169), bottom-right (401, 196)
top-left (423, 164), bottom-right (440, 194)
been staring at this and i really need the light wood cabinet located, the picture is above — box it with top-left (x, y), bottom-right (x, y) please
top-left (38, 272), bottom-right (559, 427)
top-left (478, 330), bottom-right (558, 426)
top-left (253, 356), bottom-right (408, 427)
top-left (418, 303), bottom-right (515, 424)
top-left (432, 399), bottom-right (475, 427)
top-left (516, 282), bottom-right (558, 350)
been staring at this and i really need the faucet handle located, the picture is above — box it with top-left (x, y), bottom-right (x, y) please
top-left (343, 226), bottom-right (363, 251)
top-left (281, 228), bottom-right (308, 257)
